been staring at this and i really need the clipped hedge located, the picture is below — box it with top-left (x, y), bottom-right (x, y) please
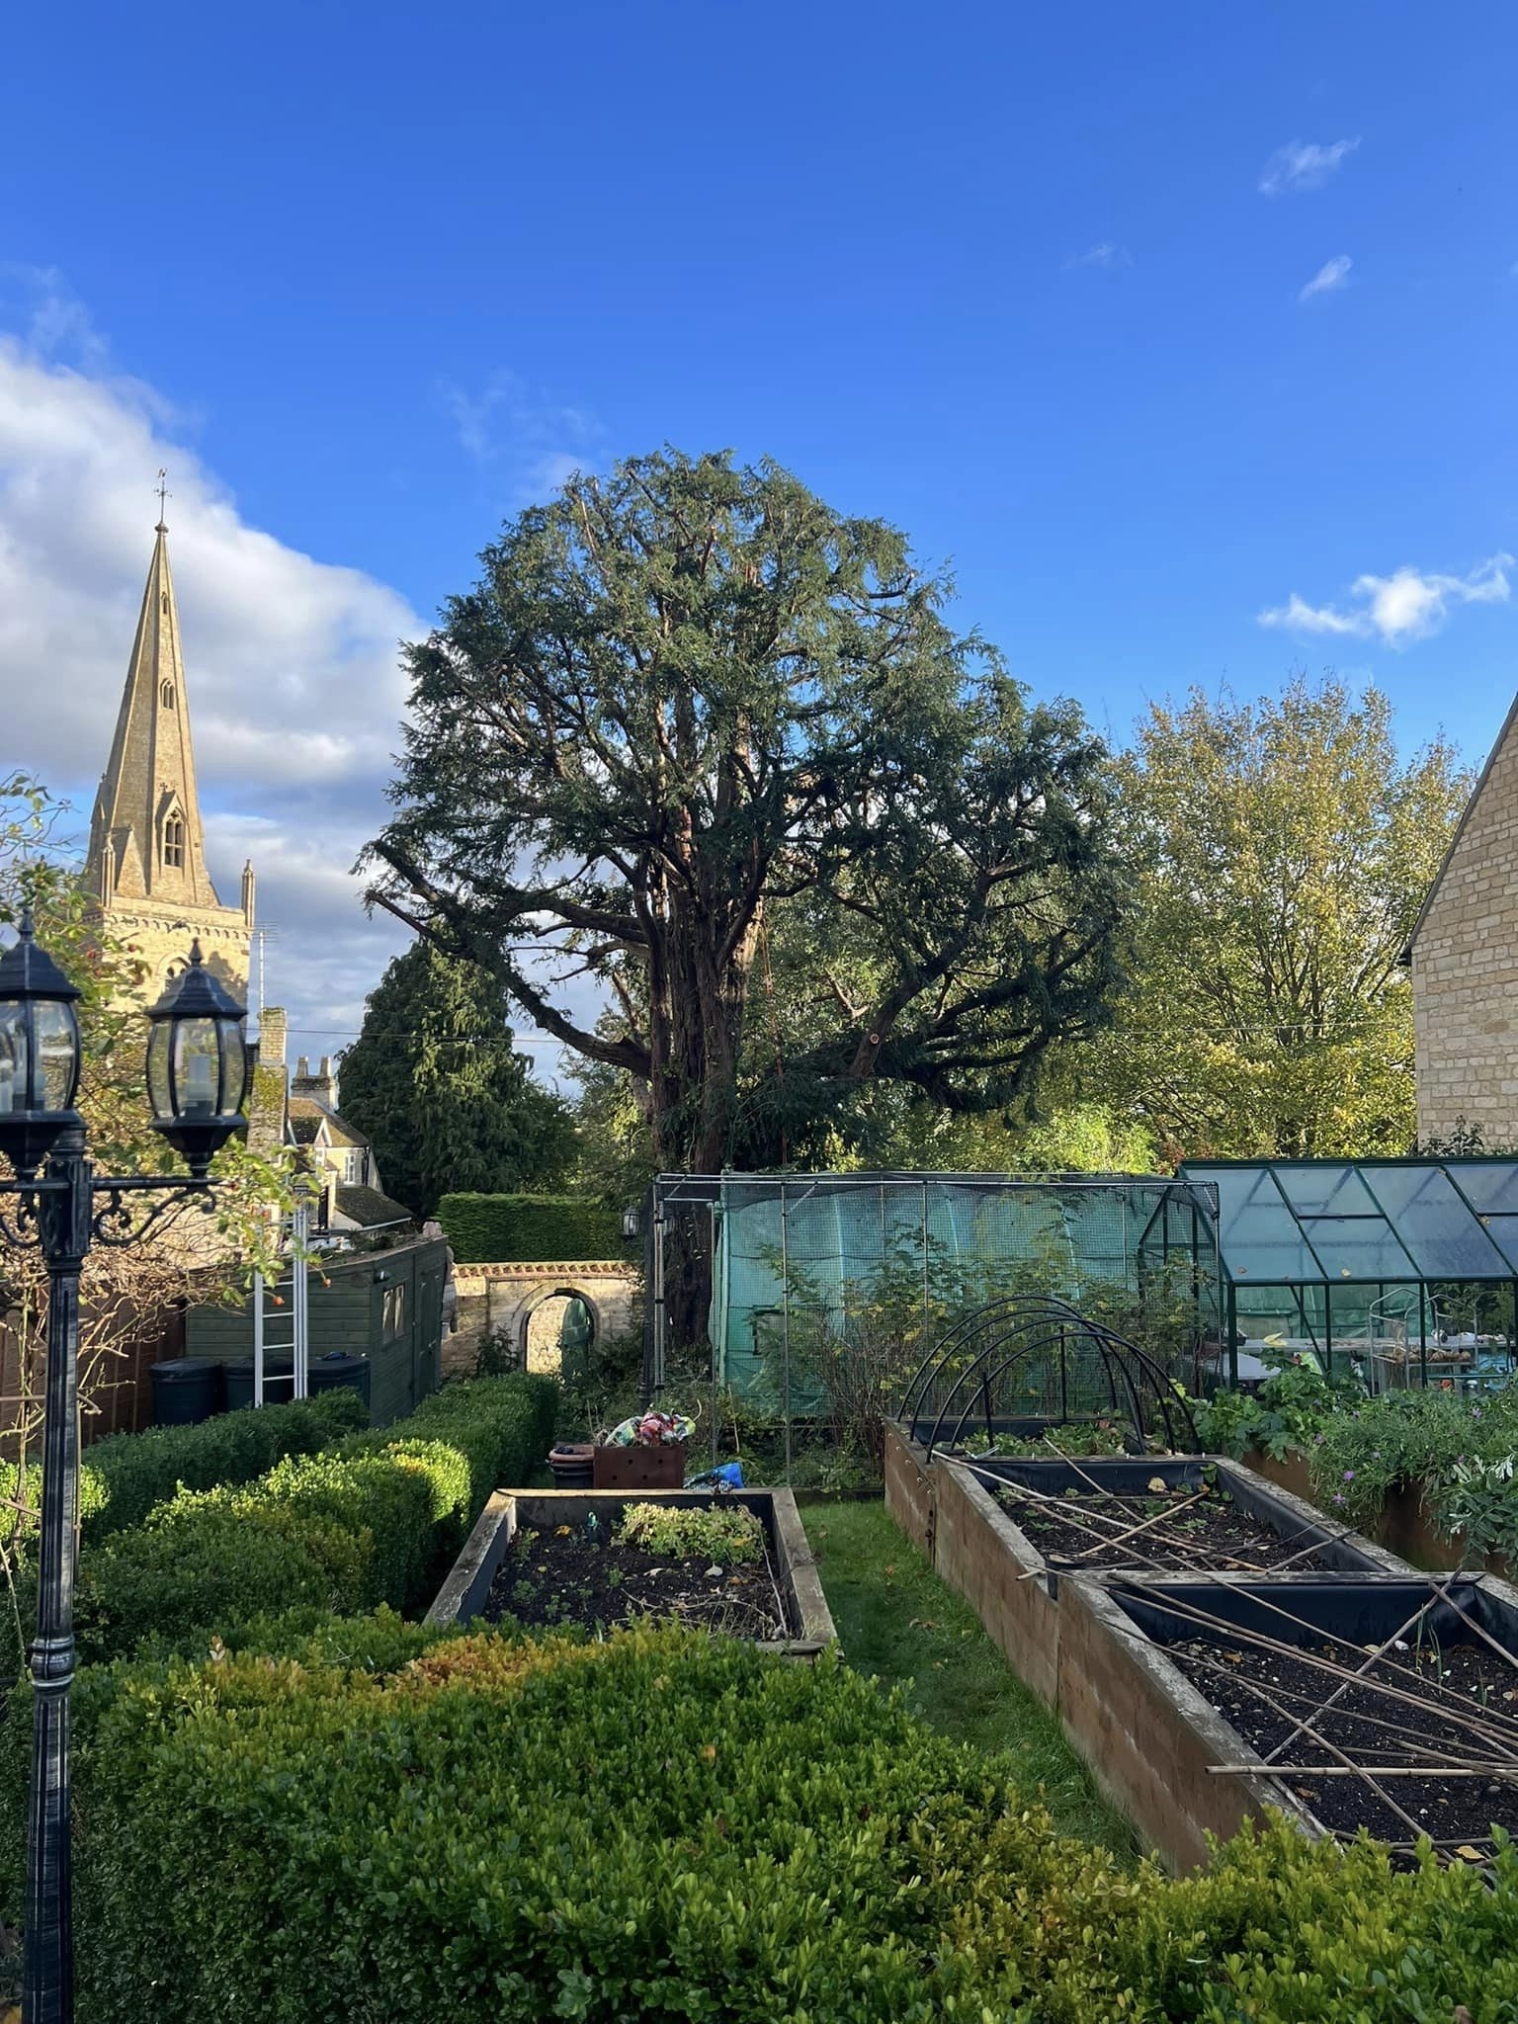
top-left (81, 1388), bottom-right (369, 1542)
top-left (65, 1374), bottom-right (556, 1669)
top-left (437, 1191), bottom-right (625, 1263)
top-left (21, 1621), bottom-right (1517, 2022)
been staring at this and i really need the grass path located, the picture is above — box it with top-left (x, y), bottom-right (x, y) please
top-left (801, 1499), bottom-right (1134, 1854)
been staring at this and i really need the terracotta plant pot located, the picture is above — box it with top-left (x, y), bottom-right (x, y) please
top-left (546, 1443), bottom-right (595, 1490)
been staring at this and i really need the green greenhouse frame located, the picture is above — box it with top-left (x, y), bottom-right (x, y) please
top-left (1173, 1156), bottom-right (1518, 1391)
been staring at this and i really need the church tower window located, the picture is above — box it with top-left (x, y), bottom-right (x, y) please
top-left (163, 814), bottom-right (185, 868)
top-left (160, 679), bottom-right (175, 709)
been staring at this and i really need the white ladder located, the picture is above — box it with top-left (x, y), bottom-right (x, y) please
top-left (251, 1201), bottom-right (311, 1405)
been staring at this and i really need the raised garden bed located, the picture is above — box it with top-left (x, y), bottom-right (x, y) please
top-left (1062, 1573), bottom-right (1518, 1872)
top-left (893, 1443), bottom-right (1407, 1713)
top-left (485, 1502), bottom-right (784, 1638)
top-left (427, 1487), bottom-right (835, 1657)
top-left (987, 1456), bottom-right (1401, 1580)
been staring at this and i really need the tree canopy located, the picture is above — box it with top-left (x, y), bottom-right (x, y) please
top-left (1092, 678), bottom-right (1469, 1161)
top-left (366, 449), bottom-right (1128, 1172)
top-left (337, 941), bottom-right (574, 1219)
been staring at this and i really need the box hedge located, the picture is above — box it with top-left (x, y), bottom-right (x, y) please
top-left (437, 1191), bottom-right (626, 1263)
top-left (59, 1374), bottom-right (556, 1669)
top-left (15, 1621), bottom-right (1515, 2022)
top-left (81, 1388), bottom-right (370, 1541)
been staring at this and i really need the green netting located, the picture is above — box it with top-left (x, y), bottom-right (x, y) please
top-left (707, 1175), bottom-right (1216, 1400)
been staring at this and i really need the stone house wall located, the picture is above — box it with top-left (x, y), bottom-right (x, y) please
top-left (1411, 697), bottom-right (1518, 1146)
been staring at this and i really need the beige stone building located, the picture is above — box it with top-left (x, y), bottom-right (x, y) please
top-left (85, 514), bottom-right (254, 1003)
top-left (1409, 695), bottom-right (1518, 1146)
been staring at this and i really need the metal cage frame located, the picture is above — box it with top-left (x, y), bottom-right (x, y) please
top-left (900, 1292), bottom-right (1198, 1458)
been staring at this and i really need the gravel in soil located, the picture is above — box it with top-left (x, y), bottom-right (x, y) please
top-left (999, 1483), bottom-right (1341, 1572)
top-left (483, 1521), bottom-right (791, 1639)
top-left (1164, 1633), bottom-right (1518, 1851)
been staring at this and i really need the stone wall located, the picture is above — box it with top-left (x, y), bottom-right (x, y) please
top-left (1412, 698), bottom-right (1518, 1144)
top-left (448, 1262), bottom-right (642, 1380)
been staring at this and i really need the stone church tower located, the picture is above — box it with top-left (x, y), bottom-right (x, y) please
top-left (85, 513), bottom-right (254, 1002)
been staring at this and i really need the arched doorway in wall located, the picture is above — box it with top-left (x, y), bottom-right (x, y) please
top-left (520, 1286), bottom-right (598, 1375)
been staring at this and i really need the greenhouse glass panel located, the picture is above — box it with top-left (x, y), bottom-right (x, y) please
top-left (1272, 1165), bottom-right (1381, 1216)
top-left (1440, 1164), bottom-right (1518, 1215)
top-left (1476, 1215), bottom-right (1518, 1271)
top-left (1298, 1220), bottom-right (1418, 1281)
top-left (1206, 1167), bottom-right (1324, 1283)
top-left (1360, 1165), bottom-right (1511, 1278)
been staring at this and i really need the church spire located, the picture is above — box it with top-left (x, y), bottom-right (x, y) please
top-left (87, 506), bottom-right (221, 911)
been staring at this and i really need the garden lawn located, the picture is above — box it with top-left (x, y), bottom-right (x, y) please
top-left (802, 1499), bottom-right (1132, 1853)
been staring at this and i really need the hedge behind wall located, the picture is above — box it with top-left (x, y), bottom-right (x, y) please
top-left (438, 1193), bottom-right (626, 1264)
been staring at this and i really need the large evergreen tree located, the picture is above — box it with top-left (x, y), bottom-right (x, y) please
top-left (365, 449), bottom-right (1128, 1175)
top-left (338, 941), bottom-right (573, 1218)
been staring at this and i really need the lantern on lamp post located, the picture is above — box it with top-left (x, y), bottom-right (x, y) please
top-left (0, 910), bottom-right (249, 2024)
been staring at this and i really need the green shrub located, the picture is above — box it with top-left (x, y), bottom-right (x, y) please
top-left (23, 1624), bottom-right (1517, 2022)
top-left (59, 1376), bottom-right (556, 1669)
top-left (1193, 1354), bottom-right (1362, 1462)
top-left (343, 1368), bottom-right (557, 1536)
top-left (615, 1499), bottom-right (765, 1564)
top-left (1307, 1384), bottom-right (1518, 1550)
top-left (80, 1388), bottom-right (369, 1541)
top-left (437, 1191), bottom-right (625, 1263)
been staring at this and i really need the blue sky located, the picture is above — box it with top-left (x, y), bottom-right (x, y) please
top-left (3, 0), bottom-right (1516, 1061)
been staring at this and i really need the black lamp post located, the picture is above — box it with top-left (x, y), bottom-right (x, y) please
top-left (0, 914), bottom-right (249, 2024)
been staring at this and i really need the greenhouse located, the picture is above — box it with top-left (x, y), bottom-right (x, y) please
top-left (650, 1171), bottom-right (1221, 1402)
top-left (1177, 1157), bottom-right (1518, 1391)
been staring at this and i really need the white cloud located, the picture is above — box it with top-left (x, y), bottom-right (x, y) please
top-left (437, 368), bottom-right (602, 500)
top-left (1259, 138), bottom-right (1359, 196)
top-left (1298, 254), bottom-right (1353, 301)
top-left (1259, 554), bottom-right (1513, 647)
top-left (0, 285), bottom-right (422, 1051)
top-left (1064, 241), bottom-right (1132, 272)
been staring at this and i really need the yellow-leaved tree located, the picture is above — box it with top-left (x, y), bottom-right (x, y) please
top-left (1091, 677), bottom-right (1469, 1162)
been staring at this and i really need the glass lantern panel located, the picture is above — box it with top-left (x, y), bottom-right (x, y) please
top-left (216, 1016), bottom-right (249, 1113)
top-left (33, 999), bottom-right (79, 1111)
top-left (174, 1016), bottom-right (219, 1115)
top-left (0, 1004), bottom-right (27, 1114)
top-left (147, 1021), bottom-right (173, 1120)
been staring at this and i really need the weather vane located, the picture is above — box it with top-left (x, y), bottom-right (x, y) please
top-left (155, 468), bottom-right (170, 523)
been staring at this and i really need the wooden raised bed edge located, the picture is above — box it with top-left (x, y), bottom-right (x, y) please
top-left (426, 1486), bottom-right (837, 1658)
top-left (1242, 1445), bottom-right (1515, 1583)
top-left (1062, 1572), bottom-right (1518, 1873)
top-left (1058, 1573), bottom-right (1318, 1872)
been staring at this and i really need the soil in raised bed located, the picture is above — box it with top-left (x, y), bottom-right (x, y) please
top-left (482, 1520), bottom-right (791, 1639)
top-left (1164, 1631), bottom-right (1518, 1852)
top-left (997, 1481), bottom-right (1342, 1573)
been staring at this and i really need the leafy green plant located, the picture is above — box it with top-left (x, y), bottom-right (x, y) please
top-left (615, 1500), bottom-right (765, 1566)
top-left (1440, 1453), bottom-right (1518, 1562)
top-left (1194, 1354), bottom-right (1362, 1461)
top-left (471, 1323), bottom-right (519, 1378)
top-left (36, 1375), bottom-right (557, 1670)
top-left (11, 1623), bottom-right (1518, 2022)
top-left (983, 1421), bottom-right (1131, 1460)
top-left (79, 1389), bottom-right (368, 1542)
top-left (1305, 1385), bottom-right (1518, 1550)
top-left (436, 1193), bottom-right (626, 1264)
